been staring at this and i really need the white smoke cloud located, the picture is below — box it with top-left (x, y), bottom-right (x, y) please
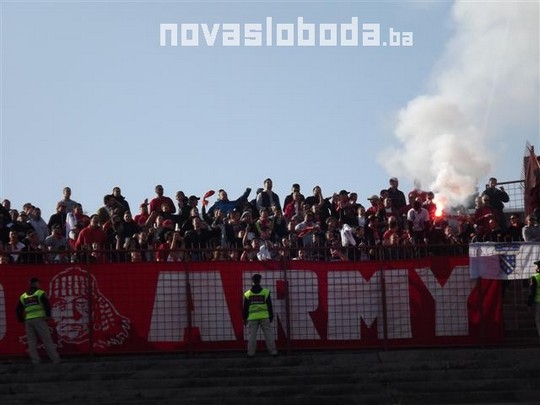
top-left (379, 1), bottom-right (539, 206)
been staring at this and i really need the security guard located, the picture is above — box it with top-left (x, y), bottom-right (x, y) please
top-left (16, 277), bottom-right (61, 364)
top-left (243, 274), bottom-right (278, 358)
top-left (528, 260), bottom-right (540, 339)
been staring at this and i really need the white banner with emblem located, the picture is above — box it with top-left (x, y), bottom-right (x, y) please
top-left (469, 242), bottom-right (540, 280)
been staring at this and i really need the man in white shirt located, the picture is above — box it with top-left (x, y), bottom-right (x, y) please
top-left (407, 199), bottom-right (430, 245)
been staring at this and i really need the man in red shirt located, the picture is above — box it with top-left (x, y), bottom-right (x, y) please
top-left (75, 215), bottom-right (106, 250)
top-left (149, 185), bottom-right (176, 215)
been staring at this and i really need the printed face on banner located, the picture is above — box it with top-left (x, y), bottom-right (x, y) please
top-left (49, 267), bottom-right (132, 349)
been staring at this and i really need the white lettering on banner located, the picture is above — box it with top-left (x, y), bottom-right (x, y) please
top-left (149, 272), bottom-right (235, 342)
top-left (384, 270), bottom-right (412, 339)
top-left (287, 271), bottom-right (320, 339)
top-left (0, 284), bottom-right (5, 340)
top-left (327, 270), bottom-right (411, 340)
top-left (189, 272), bottom-right (235, 341)
top-left (417, 267), bottom-right (475, 336)
top-left (149, 272), bottom-right (188, 341)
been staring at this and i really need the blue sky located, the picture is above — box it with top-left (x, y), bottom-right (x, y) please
top-left (1, 1), bottom-right (538, 218)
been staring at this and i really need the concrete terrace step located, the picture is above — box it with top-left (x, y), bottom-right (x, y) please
top-left (1, 347), bottom-right (540, 405)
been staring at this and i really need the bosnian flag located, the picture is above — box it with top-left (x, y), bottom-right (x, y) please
top-left (469, 242), bottom-right (540, 280)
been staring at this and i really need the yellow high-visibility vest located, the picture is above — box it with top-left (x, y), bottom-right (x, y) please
top-left (20, 290), bottom-right (46, 320)
top-left (244, 288), bottom-right (270, 321)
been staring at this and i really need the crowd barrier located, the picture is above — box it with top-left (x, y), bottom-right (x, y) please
top-left (0, 256), bottom-right (504, 358)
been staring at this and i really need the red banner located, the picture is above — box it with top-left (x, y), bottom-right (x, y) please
top-left (0, 257), bottom-right (503, 357)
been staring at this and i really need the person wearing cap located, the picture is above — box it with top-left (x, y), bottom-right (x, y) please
top-left (527, 261), bottom-right (540, 339)
top-left (366, 194), bottom-right (382, 217)
top-left (242, 274), bottom-right (278, 358)
top-left (16, 278), bottom-right (61, 364)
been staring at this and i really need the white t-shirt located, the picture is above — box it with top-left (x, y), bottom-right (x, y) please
top-left (407, 207), bottom-right (430, 231)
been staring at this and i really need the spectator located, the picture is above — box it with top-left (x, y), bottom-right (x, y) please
top-left (482, 177), bottom-right (509, 230)
top-left (255, 209), bottom-right (274, 236)
top-left (149, 185), bottom-right (176, 215)
top-left (283, 191), bottom-right (304, 220)
top-left (423, 191), bottom-right (437, 223)
top-left (66, 203), bottom-right (85, 238)
top-left (184, 217), bottom-right (212, 261)
top-left (13, 212), bottom-right (33, 241)
top-left (48, 202), bottom-right (67, 235)
top-left (44, 224), bottom-right (70, 263)
top-left (22, 203), bottom-right (35, 216)
top-left (0, 201), bottom-right (12, 245)
top-left (379, 197), bottom-right (400, 228)
top-left (58, 186), bottom-right (78, 213)
top-left (207, 188), bottom-right (251, 219)
top-left (119, 211), bottom-right (140, 242)
top-left (175, 191), bottom-right (191, 225)
top-left (134, 202), bottom-right (150, 227)
top-left (223, 210), bottom-right (244, 249)
top-left (96, 194), bottom-right (120, 226)
top-left (483, 218), bottom-right (506, 242)
top-left (135, 229), bottom-right (155, 262)
top-left (366, 195), bottom-right (382, 218)
top-left (356, 205), bottom-right (367, 228)
top-left (283, 183), bottom-right (305, 208)
top-left (382, 218), bottom-right (400, 246)
top-left (75, 215), bottom-right (106, 250)
top-left (407, 199), bottom-right (430, 245)
top-left (333, 190), bottom-right (357, 227)
top-left (387, 177), bottom-right (407, 213)
top-left (506, 214), bottom-right (524, 241)
top-left (112, 186), bottom-right (130, 214)
top-left (295, 211), bottom-right (321, 248)
top-left (2, 199), bottom-right (10, 210)
top-left (28, 207), bottom-right (49, 243)
top-left (457, 216), bottom-right (477, 244)
top-left (474, 195), bottom-right (494, 240)
top-left (20, 230), bottom-right (45, 264)
top-left (305, 186), bottom-right (332, 223)
top-left (239, 210), bottom-right (258, 243)
top-left (6, 230), bottom-right (26, 263)
top-left (329, 241), bottom-right (348, 261)
top-left (256, 178), bottom-right (281, 211)
top-left (522, 215), bottom-right (540, 242)
top-left (240, 237), bottom-right (261, 261)
top-left (270, 206), bottom-right (288, 242)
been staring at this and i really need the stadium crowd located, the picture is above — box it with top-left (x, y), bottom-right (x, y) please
top-left (0, 177), bottom-right (535, 264)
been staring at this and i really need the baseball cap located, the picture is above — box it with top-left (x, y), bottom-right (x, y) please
top-left (534, 260), bottom-right (540, 266)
